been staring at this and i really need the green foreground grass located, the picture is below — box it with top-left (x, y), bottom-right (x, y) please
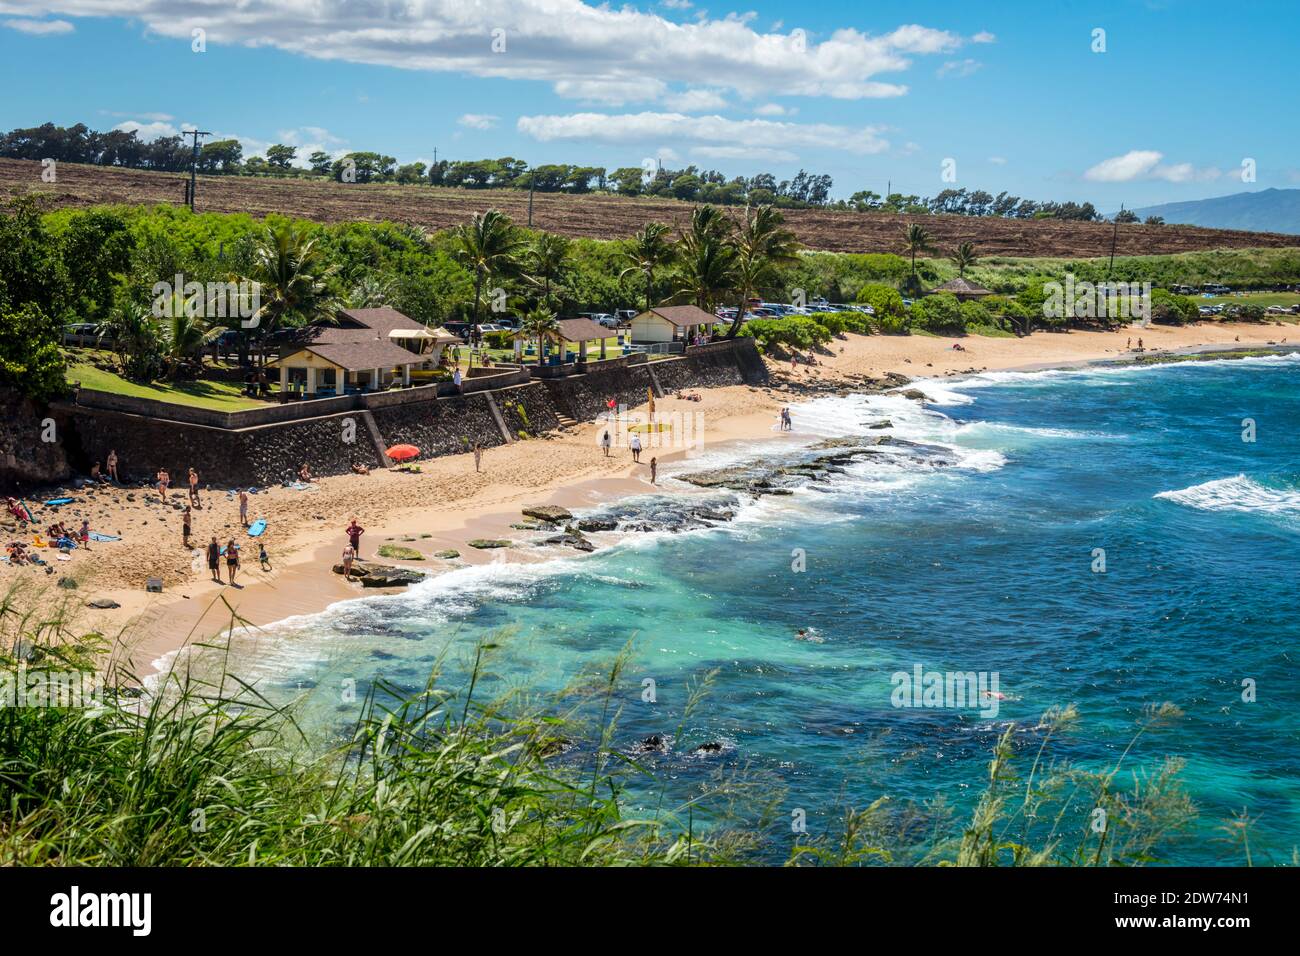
top-left (0, 583), bottom-right (1253, 867)
top-left (68, 361), bottom-right (268, 411)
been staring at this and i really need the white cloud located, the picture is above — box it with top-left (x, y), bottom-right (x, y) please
top-left (100, 110), bottom-right (174, 122)
top-left (1084, 150), bottom-right (1221, 183)
top-left (0, 1), bottom-right (968, 104)
top-left (753, 102), bottom-right (795, 116)
top-left (3, 17), bottom-right (73, 34)
top-left (692, 145), bottom-right (798, 163)
top-left (113, 119), bottom-right (179, 140)
top-left (457, 113), bottom-right (499, 130)
top-left (971, 31), bottom-right (996, 43)
top-left (937, 58), bottom-right (980, 79)
top-left (661, 0), bottom-right (692, 8)
top-left (518, 111), bottom-right (889, 155)
top-left (662, 88), bottom-right (729, 112)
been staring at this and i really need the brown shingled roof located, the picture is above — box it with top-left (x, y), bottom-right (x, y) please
top-left (638, 305), bottom-right (716, 327)
top-left (300, 341), bottom-right (422, 372)
top-left (928, 277), bottom-right (993, 297)
top-left (555, 318), bottom-right (618, 342)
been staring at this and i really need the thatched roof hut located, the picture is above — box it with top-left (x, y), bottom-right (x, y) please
top-left (928, 277), bottom-right (993, 301)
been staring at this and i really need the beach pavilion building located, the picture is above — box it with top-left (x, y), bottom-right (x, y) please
top-left (272, 307), bottom-right (458, 397)
top-left (927, 277), bottom-right (994, 301)
top-left (629, 305), bottom-right (718, 344)
top-left (511, 317), bottom-right (619, 365)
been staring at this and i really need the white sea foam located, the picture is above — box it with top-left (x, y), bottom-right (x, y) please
top-left (1155, 474), bottom-right (1300, 519)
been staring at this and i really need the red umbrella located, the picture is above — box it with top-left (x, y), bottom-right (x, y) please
top-left (386, 444), bottom-right (420, 462)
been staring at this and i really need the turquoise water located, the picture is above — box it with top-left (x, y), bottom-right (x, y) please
top-left (224, 353), bottom-right (1300, 864)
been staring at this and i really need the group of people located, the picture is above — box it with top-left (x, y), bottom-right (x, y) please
top-left (598, 430), bottom-right (657, 483)
top-left (779, 407), bottom-right (794, 431)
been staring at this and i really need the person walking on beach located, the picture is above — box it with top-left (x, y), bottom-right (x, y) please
top-left (629, 431), bottom-right (642, 463)
top-left (473, 442), bottom-right (482, 473)
top-left (188, 468), bottom-right (201, 508)
top-left (345, 517), bottom-right (365, 558)
top-left (238, 489), bottom-right (249, 527)
top-left (207, 536), bottom-right (221, 583)
top-left (225, 539), bottom-right (240, 586)
top-left (182, 505), bottom-right (192, 549)
top-left (600, 430), bottom-right (612, 457)
top-left (259, 542), bottom-right (271, 571)
top-left (156, 468), bottom-right (169, 501)
top-left (106, 449), bottom-right (119, 484)
top-left (781, 407), bottom-right (792, 431)
top-left (649, 457), bottom-right (658, 485)
top-left (341, 542), bottom-right (356, 579)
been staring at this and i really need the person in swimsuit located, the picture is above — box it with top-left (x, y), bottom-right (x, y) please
top-left (207, 536), bottom-right (221, 583)
top-left (473, 442), bottom-right (482, 473)
top-left (182, 506), bottom-right (193, 548)
top-left (79, 519), bottom-right (90, 550)
top-left (157, 468), bottom-right (169, 501)
top-left (188, 468), bottom-right (201, 508)
top-left (225, 539), bottom-right (240, 585)
top-left (106, 450), bottom-right (119, 484)
top-left (238, 489), bottom-right (249, 527)
top-left (341, 543), bottom-right (356, 578)
top-left (650, 456), bottom-right (658, 485)
top-left (345, 518), bottom-right (364, 558)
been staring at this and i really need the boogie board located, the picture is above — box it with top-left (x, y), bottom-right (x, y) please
top-left (247, 519), bottom-right (267, 537)
top-left (44, 498), bottom-right (74, 506)
top-left (88, 532), bottom-right (120, 542)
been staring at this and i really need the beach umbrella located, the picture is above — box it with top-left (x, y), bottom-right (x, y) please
top-left (386, 444), bottom-right (420, 462)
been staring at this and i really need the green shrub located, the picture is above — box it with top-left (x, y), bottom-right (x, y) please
top-left (807, 311), bottom-right (848, 336)
top-left (484, 329), bottom-right (514, 349)
top-left (909, 293), bottom-right (965, 334)
top-left (1150, 289), bottom-right (1198, 325)
top-left (739, 316), bottom-right (831, 351)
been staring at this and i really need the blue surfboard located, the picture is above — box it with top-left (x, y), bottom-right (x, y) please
top-left (44, 497), bottom-right (74, 506)
top-left (247, 519), bottom-right (267, 537)
top-left (88, 532), bottom-right (120, 542)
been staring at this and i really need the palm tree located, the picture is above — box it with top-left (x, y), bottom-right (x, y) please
top-left (949, 241), bottom-right (978, 278)
top-left (524, 232), bottom-right (572, 309)
top-left (726, 205), bottom-right (802, 339)
top-left (344, 274), bottom-right (398, 309)
top-left (674, 205), bottom-right (735, 316)
top-left (618, 222), bottom-right (675, 313)
top-left (902, 223), bottom-right (935, 279)
top-left (97, 301), bottom-right (163, 381)
top-left (244, 224), bottom-right (339, 364)
top-left (160, 311), bottom-right (223, 377)
top-left (519, 306), bottom-right (559, 363)
top-left (451, 210), bottom-right (525, 365)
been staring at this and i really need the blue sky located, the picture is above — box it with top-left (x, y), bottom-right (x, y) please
top-left (1, 0), bottom-right (1296, 209)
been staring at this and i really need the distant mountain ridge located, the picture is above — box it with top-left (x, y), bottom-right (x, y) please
top-left (1133, 188), bottom-right (1300, 235)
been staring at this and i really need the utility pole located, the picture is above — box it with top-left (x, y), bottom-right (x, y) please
top-left (1109, 204), bottom-right (1123, 275)
top-left (183, 129), bottom-right (211, 212)
top-left (527, 166), bottom-right (535, 228)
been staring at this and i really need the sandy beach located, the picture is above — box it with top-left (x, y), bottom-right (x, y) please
top-left (4, 318), bottom-right (1293, 674)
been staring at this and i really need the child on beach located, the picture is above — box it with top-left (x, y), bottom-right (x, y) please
top-left (79, 519), bottom-right (90, 550)
top-left (259, 543), bottom-right (271, 571)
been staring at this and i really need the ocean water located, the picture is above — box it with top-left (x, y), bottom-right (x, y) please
top-left (212, 353), bottom-right (1300, 864)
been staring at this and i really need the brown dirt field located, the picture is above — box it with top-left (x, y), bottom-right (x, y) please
top-left (3, 157), bottom-right (1296, 258)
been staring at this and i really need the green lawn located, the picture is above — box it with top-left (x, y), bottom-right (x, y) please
top-left (68, 362), bottom-right (269, 411)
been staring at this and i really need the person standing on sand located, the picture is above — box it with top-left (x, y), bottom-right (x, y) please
top-left (188, 468), bottom-right (201, 508)
top-left (259, 542), bottom-right (271, 571)
top-left (238, 489), bottom-right (249, 527)
top-left (650, 457), bottom-right (658, 485)
top-left (79, 518), bottom-right (91, 550)
top-left (107, 449), bottom-right (119, 484)
top-left (342, 543), bottom-right (356, 579)
top-left (346, 517), bottom-right (365, 558)
top-left (156, 468), bottom-right (169, 501)
top-left (207, 536), bottom-right (221, 583)
top-left (182, 506), bottom-right (192, 548)
top-left (453, 367), bottom-right (463, 394)
top-left (629, 431), bottom-right (642, 463)
top-left (225, 539), bottom-right (240, 586)
top-left (473, 442), bottom-right (482, 473)
top-left (601, 430), bottom-right (611, 456)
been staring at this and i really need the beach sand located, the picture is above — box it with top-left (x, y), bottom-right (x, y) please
top-left (5, 319), bottom-right (1293, 673)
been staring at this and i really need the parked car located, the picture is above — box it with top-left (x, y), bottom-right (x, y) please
top-left (615, 309), bottom-right (638, 324)
top-left (62, 322), bottom-right (99, 346)
top-left (596, 315), bottom-right (621, 329)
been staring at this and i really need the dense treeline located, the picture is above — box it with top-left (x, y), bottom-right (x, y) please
top-left (7, 122), bottom-right (1117, 219)
top-left (4, 195), bottom-right (1297, 398)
